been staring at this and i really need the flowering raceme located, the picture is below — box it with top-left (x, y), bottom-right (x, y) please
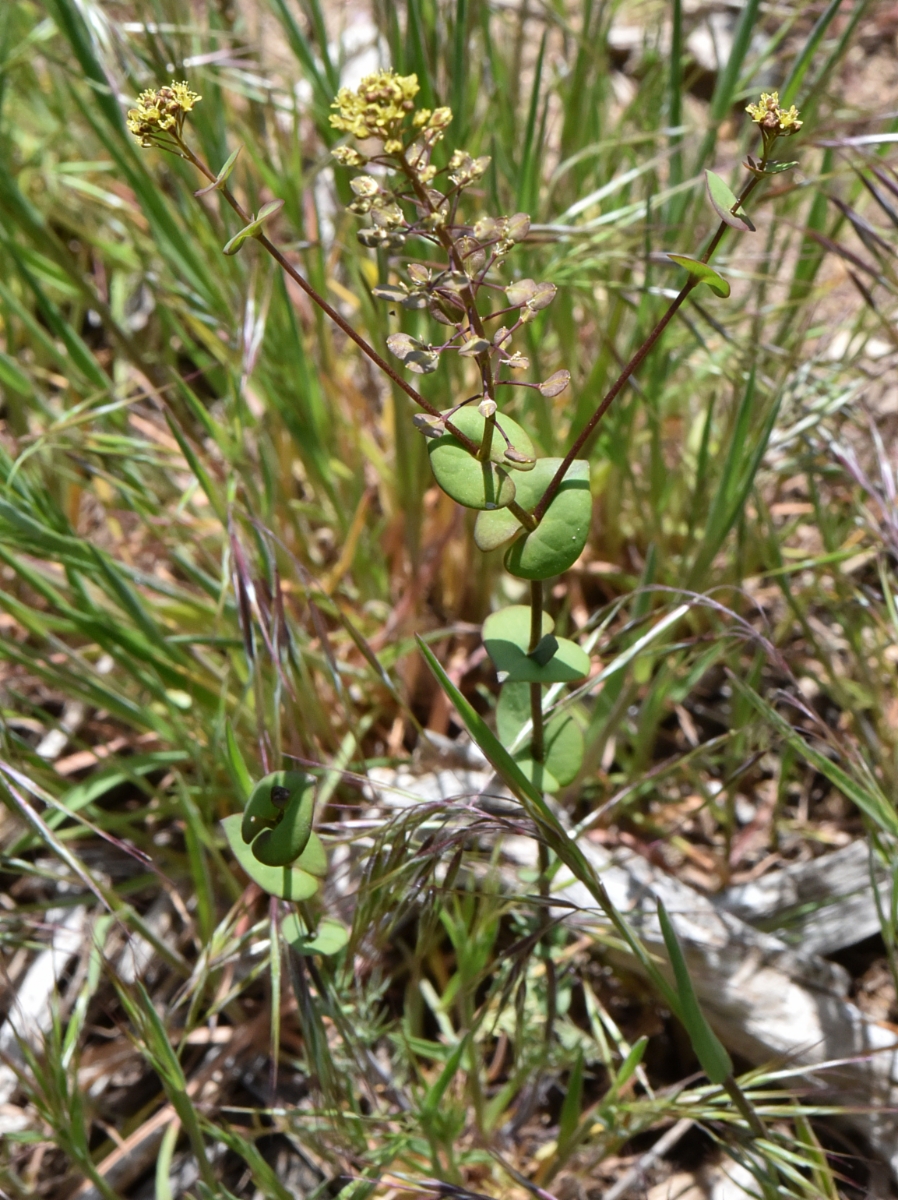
top-left (329, 70), bottom-right (452, 160)
top-left (127, 81), bottom-right (201, 147)
top-left (745, 92), bottom-right (802, 140)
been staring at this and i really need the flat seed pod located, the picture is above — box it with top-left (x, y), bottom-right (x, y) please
top-left (507, 213), bottom-right (531, 242)
top-left (483, 606), bottom-right (590, 683)
top-left (428, 406), bottom-right (534, 509)
top-left (241, 770), bottom-right (316, 866)
top-left (506, 278), bottom-right (539, 307)
top-left (222, 814), bottom-right (319, 900)
top-left (282, 914), bottom-right (350, 957)
top-left (539, 370), bottom-right (571, 398)
top-left (503, 458), bottom-right (591, 580)
top-left (371, 284), bottom-right (409, 302)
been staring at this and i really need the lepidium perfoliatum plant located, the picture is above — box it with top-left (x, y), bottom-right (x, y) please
top-left (128, 73), bottom-right (801, 1121)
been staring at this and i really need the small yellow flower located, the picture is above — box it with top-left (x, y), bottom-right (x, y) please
top-left (428, 107), bottom-right (453, 131)
top-left (330, 69), bottom-right (421, 145)
top-left (745, 91), bottom-right (802, 139)
top-left (127, 80), bottom-right (201, 148)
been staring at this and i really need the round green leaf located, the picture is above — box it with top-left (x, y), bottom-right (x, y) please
top-left (667, 254), bottom-right (730, 298)
top-left (428, 444), bottom-right (516, 510)
top-left (503, 458), bottom-right (591, 580)
top-left (513, 757), bottom-right (561, 793)
top-left (474, 505), bottom-right (520, 552)
top-left (483, 605), bottom-right (554, 660)
top-left (428, 406), bottom-right (534, 510)
top-left (282, 914), bottom-right (350, 957)
top-left (295, 831), bottom-right (327, 878)
top-left (222, 814), bottom-right (319, 900)
top-left (241, 770), bottom-right (316, 867)
top-left (496, 682), bottom-right (584, 791)
top-left (447, 405), bottom-right (535, 469)
top-left (483, 606), bottom-right (589, 683)
top-left (705, 170), bottom-right (755, 233)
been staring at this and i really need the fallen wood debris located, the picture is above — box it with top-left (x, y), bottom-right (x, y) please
top-left (717, 838), bottom-right (893, 956)
top-left (367, 763), bottom-right (898, 1181)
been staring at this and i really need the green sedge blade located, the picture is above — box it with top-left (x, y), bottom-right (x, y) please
top-left (658, 899), bottom-right (733, 1084)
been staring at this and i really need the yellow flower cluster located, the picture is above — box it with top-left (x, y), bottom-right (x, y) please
top-left (745, 92), bottom-right (802, 138)
top-left (330, 70), bottom-right (451, 154)
top-left (127, 81), bottom-right (201, 147)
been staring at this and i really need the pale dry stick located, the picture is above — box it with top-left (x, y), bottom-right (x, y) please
top-left (603, 1118), bottom-right (695, 1200)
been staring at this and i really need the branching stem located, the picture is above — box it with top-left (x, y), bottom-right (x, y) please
top-left (177, 140), bottom-right (481, 456)
top-left (531, 168), bottom-right (766, 524)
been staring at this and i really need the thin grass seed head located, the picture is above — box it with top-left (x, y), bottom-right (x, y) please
top-left (127, 81), bottom-right (201, 148)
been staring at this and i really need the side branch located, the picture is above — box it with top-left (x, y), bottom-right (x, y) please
top-left (531, 171), bottom-right (765, 525)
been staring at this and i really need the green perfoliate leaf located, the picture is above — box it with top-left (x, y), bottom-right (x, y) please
top-left (497, 682), bottom-right (585, 790)
top-left (195, 146), bottom-right (242, 197)
top-left (705, 170), bottom-right (754, 232)
top-left (474, 505), bottom-right (521, 552)
top-left (496, 458), bottom-right (591, 579)
top-left (241, 770), bottom-right (316, 866)
top-left (658, 900), bottom-right (733, 1085)
top-left (294, 831), bottom-right (328, 877)
top-left (223, 198), bottom-right (285, 255)
top-left (667, 254), bottom-right (730, 297)
top-left (428, 446), bottom-right (516, 510)
top-left (222, 815), bottom-right (319, 900)
top-left (484, 604), bottom-right (553, 652)
top-left (428, 406), bottom-right (534, 509)
top-left (282, 914), bottom-right (349, 956)
top-left (452, 405), bottom-right (535, 468)
top-left (482, 605), bottom-right (590, 684)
